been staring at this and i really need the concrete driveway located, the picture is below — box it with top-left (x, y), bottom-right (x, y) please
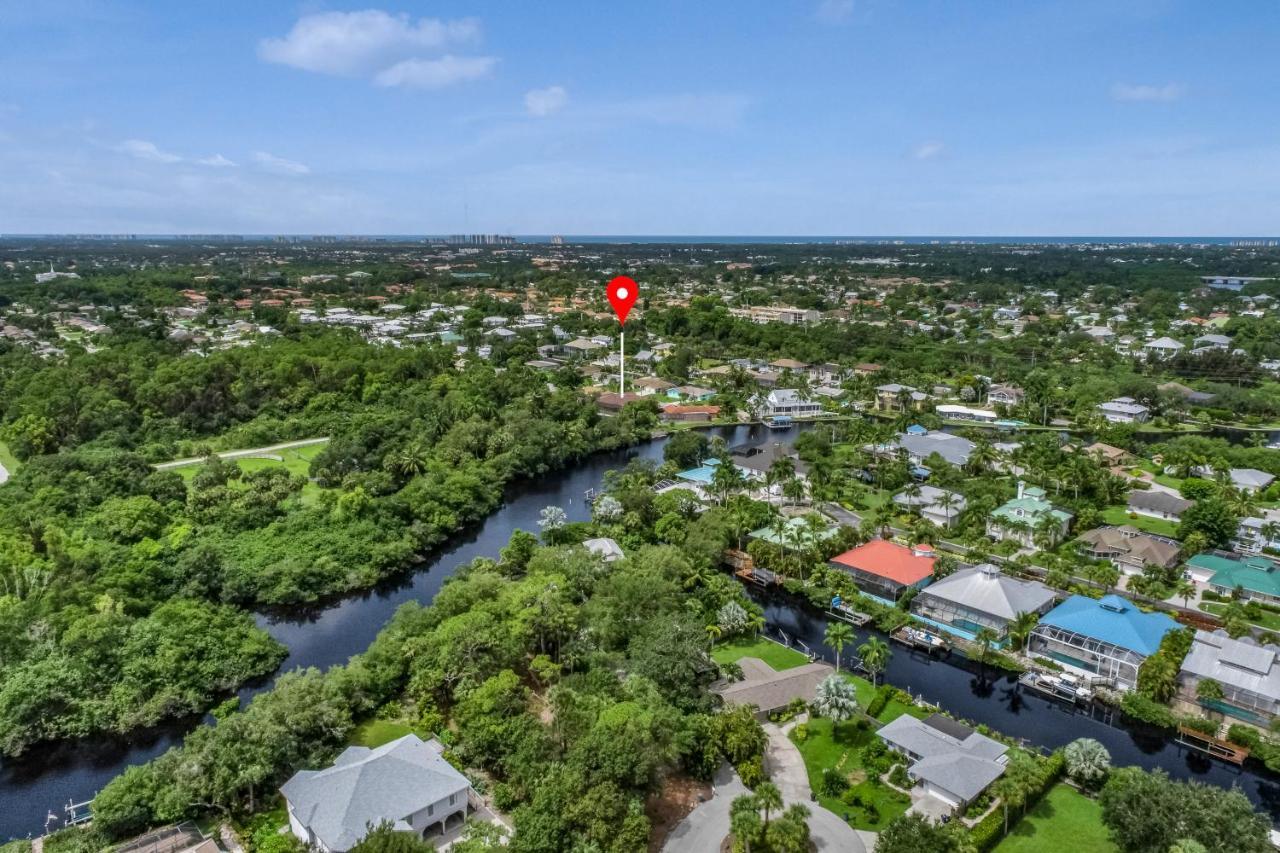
top-left (661, 764), bottom-right (746, 853)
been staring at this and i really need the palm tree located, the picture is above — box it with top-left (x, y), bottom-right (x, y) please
top-left (386, 441), bottom-right (429, 477)
top-left (858, 636), bottom-right (891, 685)
top-left (1007, 611), bottom-right (1039, 652)
top-left (755, 782), bottom-right (783, 834)
top-left (1174, 577), bottom-right (1196, 608)
top-left (729, 794), bottom-right (762, 853)
top-left (973, 626), bottom-right (1000, 667)
top-left (705, 623), bottom-right (722, 651)
top-left (813, 674), bottom-right (860, 723)
top-left (824, 622), bottom-right (855, 672)
top-left (1063, 737), bottom-right (1112, 789)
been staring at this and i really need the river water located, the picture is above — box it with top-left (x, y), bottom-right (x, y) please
top-left (2, 421), bottom-right (1277, 840)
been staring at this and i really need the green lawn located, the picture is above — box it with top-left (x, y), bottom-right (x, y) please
top-left (1100, 505), bottom-right (1179, 538)
top-left (1199, 601), bottom-right (1280, 632)
top-left (994, 783), bottom-right (1116, 853)
top-left (712, 636), bottom-right (810, 671)
top-left (169, 442), bottom-right (328, 504)
top-left (349, 718), bottom-right (429, 748)
top-left (0, 440), bottom-right (19, 477)
top-left (791, 717), bottom-right (911, 831)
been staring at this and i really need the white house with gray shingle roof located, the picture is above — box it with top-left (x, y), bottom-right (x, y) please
top-left (282, 734), bottom-right (474, 851)
top-left (876, 713), bottom-right (1008, 811)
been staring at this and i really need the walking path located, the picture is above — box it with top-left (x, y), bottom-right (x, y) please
top-left (154, 437), bottom-right (330, 470)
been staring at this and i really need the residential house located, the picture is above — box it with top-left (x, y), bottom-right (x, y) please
top-left (758, 388), bottom-right (823, 419)
top-left (1097, 397), bottom-right (1150, 424)
top-left (1083, 326), bottom-right (1116, 343)
top-left (875, 383), bottom-right (928, 412)
top-left (876, 714), bottom-right (1008, 812)
top-left (987, 384), bottom-right (1025, 407)
top-left (769, 358), bottom-right (810, 372)
top-left (660, 404), bottom-right (721, 423)
top-left (828, 540), bottom-right (935, 602)
top-left (563, 337), bottom-right (605, 357)
top-left (713, 657), bottom-right (833, 718)
top-left (632, 376), bottom-right (675, 397)
top-left (884, 429), bottom-right (976, 469)
top-left (1127, 489), bottom-right (1193, 522)
top-left (281, 734), bottom-right (474, 851)
top-left (1193, 333), bottom-right (1232, 350)
top-left (1235, 517), bottom-right (1280, 555)
top-left (892, 485), bottom-right (967, 527)
top-left (594, 391), bottom-right (643, 413)
top-left (1229, 468), bottom-right (1276, 494)
top-left (1158, 381), bottom-right (1217, 406)
top-left (911, 563), bottom-right (1056, 639)
top-left (582, 537), bottom-right (625, 562)
top-left (935, 404), bottom-right (1000, 424)
top-left (1178, 630), bottom-right (1280, 725)
top-left (1144, 336), bottom-right (1186, 360)
top-left (748, 516), bottom-right (840, 551)
top-left (1027, 594), bottom-right (1179, 690)
top-left (986, 482), bottom-right (1073, 548)
top-left (1077, 526), bottom-right (1182, 577)
top-left (1081, 442), bottom-right (1132, 466)
top-left (1186, 552), bottom-right (1280, 604)
top-left (669, 384), bottom-right (715, 402)
top-left (729, 442), bottom-right (808, 481)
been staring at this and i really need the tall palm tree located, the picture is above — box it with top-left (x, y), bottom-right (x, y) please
top-left (974, 626), bottom-right (1000, 667)
top-left (824, 622), bottom-right (855, 672)
top-left (729, 795), bottom-right (761, 853)
top-left (755, 782), bottom-right (783, 835)
top-left (1007, 611), bottom-right (1039, 652)
top-left (858, 636), bottom-right (891, 685)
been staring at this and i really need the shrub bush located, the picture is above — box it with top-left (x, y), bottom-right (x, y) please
top-left (821, 768), bottom-right (849, 798)
top-left (866, 684), bottom-right (896, 719)
top-left (738, 755), bottom-right (765, 789)
top-left (1120, 691), bottom-right (1177, 729)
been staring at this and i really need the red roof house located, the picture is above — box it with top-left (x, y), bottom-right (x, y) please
top-left (829, 540), bottom-right (935, 601)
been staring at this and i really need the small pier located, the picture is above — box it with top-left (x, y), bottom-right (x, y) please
top-left (1176, 725), bottom-right (1249, 765)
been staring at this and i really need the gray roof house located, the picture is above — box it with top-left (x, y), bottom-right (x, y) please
top-left (1230, 468), bottom-right (1276, 494)
top-left (1127, 489), bottom-right (1193, 522)
top-left (912, 563), bottom-right (1057, 637)
top-left (282, 734), bottom-right (473, 851)
top-left (892, 485), bottom-right (967, 527)
top-left (888, 430), bottom-right (976, 468)
top-left (583, 537), bottom-right (625, 562)
top-left (876, 713), bottom-right (1008, 810)
top-left (1179, 630), bottom-right (1280, 725)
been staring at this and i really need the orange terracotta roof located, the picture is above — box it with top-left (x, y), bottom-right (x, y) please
top-left (662, 405), bottom-right (721, 415)
top-left (829, 540), bottom-right (934, 586)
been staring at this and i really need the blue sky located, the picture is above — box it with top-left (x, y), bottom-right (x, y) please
top-left (1, 0), bottom-right (1277, 235)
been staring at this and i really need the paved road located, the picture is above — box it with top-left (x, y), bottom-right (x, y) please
top-left (154, 437), bottom-right (330, 470)
top-left (661, 764), bottom-right (746, 853)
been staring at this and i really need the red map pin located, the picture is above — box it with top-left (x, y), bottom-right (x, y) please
top-left (606, 275), bottom-right (638, 326)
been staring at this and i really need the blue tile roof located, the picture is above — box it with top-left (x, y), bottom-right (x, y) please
top-left (1038, 594), bottom-right (1179, 657)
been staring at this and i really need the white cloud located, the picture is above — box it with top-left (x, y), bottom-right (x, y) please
top-left (912, 141), bottom-right (945, 160)
top-left (374, 55), bottom-right (497, 89)
top-left (1111, 82), bottom-right (1183, 103)
top-left (197, 153), bottom-right (237, 167)
top-left (524, 85), bottom-right (568, 117)
top-left (115, 139), bottom-right (181, 163)
top-left (252, 151), bottom-right (309, 175)
top-left (258, 10), bottom-right (480, 77)
top-left (816, 0), bottom-right (855, 23)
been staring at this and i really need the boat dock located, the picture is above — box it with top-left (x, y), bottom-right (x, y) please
top-left (891, 625), bottom-right (950, 653)
top-left (828, 604), bottom-right (872, 627)
top-left (1176, 725), bottom-right (1250, 765)
top-left (1018, 671), bottom-right (1093, 705)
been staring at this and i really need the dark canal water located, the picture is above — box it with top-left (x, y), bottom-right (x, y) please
top-left (0, 424), bottom-right (775, 842)
top-left (2, 420), bottom-right (1276, 840)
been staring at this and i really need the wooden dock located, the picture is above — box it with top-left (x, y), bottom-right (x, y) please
top-left (829, 604), bottom-right (872, 627)
top-left (1176, 725), bottom-right (1250, 765)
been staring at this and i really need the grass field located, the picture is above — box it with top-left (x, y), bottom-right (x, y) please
top-left (349, 718), bottom-right (431, 748)
top-left (1101, 505), bottom-right (1180, 538)
top-left (792, 717), bottom-right (911, 830)
top-left (167, 441), bottom-right (329, 503)
top-left (712, 636), bottom-right (810, 671)
top-left (994, 783), bottom-right (1116, 853)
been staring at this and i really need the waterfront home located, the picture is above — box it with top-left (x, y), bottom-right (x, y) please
top-left (892, 485), bottom-right (967, 527)
top-left (748, 515), bottom-right (840, 551)
top-left (594, 391), bottom-right (643, 413)
top-left (1077, 526), bottom-right (1182, 577)
top-left (729, 442), bottom-right (808, 481)
top-left (1127, 489), bottom-right (1193, 523)
top-left (1097, 397), bottom-right (1151, 424)
top-left (911, 563), bottom-right (1056, 639)
top-left (1027, 594), bottom-right (1179, 691)
top-left (935, 404), bottom-right (999, 424)
top-left (1235, 517), bottom-right (1280, 555)
top-left (659, 404), bottom-right (721, 423)
top-left (1186, 552), bottom-right (1280, 604)
top-left (1178, 630), bottom-right (1280, 726)
top-left (875, 383), bottom-right (928, 412)
top-left (282, 734), bottom-right (474, 851)
top-left (986, 482), bottom-right (1073, 549)
top-left (713, 657), bottom-right (833, 718)
top-left (758, 388), bottom-right (823, 419)
top-left (876, 714), bottom-right (1007, 812)
top-left (828, 540), bottom-right (935, 602)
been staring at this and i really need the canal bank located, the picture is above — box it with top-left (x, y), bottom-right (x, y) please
top-left (746, 584), bottom-right (1280, 824)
